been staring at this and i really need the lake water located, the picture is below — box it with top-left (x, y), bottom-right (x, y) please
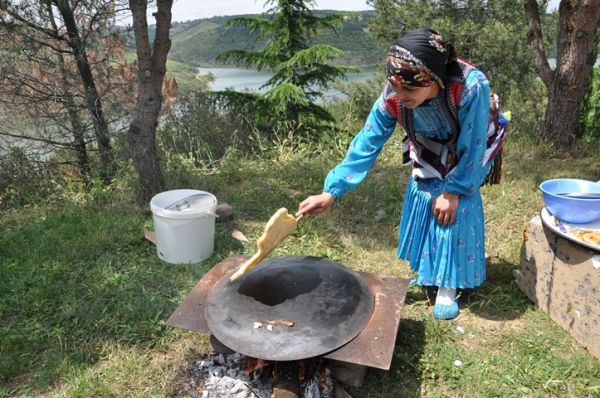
top-left (198, 58), bottom-right (599, 101)
top-left (197, 67), bottom-right (379, 101)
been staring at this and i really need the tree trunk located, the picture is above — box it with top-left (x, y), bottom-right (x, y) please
top-left (128, 0), bottom-right (172, 200)
top-left (47, 3), bottom-right (90, 184)
top-left (525, 0), bottom-right (600, 147)
top-left (54, 0), bottom-right (114, 182)
top-left (59, 54), bottom-right (91, 184)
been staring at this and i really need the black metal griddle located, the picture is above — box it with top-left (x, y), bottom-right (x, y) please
top-left (204, 256), bottom-right (375, 361)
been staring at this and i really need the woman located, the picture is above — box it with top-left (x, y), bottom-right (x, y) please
top-left (296, 28), bottom-right (496, 320)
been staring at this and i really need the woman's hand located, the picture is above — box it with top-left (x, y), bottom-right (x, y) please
top-left (433, 191), bottom-right (459, 226)
top-left (296, 192), bottom-right (335, 217)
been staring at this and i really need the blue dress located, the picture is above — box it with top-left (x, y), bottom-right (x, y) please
top-left (323, 69), bottom-right (491, 289)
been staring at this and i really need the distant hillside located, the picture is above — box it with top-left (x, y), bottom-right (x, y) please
top-left (167, 11), bottom-right (386, 68)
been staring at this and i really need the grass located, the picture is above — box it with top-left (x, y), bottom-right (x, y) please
top-left (122, 52), bottom-right (210, 93)
top-left (165, 59), bottom-right (212, 93)
top-left (1, 134), bottom-right (600, 397)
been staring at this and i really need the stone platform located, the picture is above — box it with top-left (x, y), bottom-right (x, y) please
top-left (516, 215), bottom-right (600, 359)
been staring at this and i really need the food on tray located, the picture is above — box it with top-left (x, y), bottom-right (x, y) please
top-left (230, 208), bottom-right (299, 281)
top-left (571, 229), bottom-right (600, 246)
top-left (267, 319), bottom-right (295, 327)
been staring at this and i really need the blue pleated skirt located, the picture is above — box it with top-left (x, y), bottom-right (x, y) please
top-left (397, 177), bottom-right (486, 289)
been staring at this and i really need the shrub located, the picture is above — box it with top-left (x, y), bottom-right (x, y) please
top-left (580, 66), bottom-right (600, 144)
top-left (0, 147), bottom-right (63, 209)
top-left (158, 91), bottom-right (258, 167)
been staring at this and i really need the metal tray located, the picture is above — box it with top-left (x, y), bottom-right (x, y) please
top-left (540, 207), bottom-right (600, 252)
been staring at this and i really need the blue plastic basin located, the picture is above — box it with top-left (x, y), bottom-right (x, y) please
top-left (539, 178), bottom-right (600, 224)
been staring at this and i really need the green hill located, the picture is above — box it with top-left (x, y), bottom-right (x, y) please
top-left (167, 11), bottom-right (386, 68)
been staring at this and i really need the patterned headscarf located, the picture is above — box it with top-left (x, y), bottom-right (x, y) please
top-left (386, 28), bottom-right (450, 88)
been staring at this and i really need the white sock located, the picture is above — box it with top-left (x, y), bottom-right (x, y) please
top-left (435, 287), bottom-right (457, 306)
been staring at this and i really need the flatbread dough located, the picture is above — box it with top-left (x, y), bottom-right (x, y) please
top-left (572, 229), bottom-right (600, 247)
top-left (230, 208), bottom-right (299, 281)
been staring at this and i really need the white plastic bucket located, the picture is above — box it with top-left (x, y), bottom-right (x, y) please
top-left (150, 189), bottom-right (218, 264)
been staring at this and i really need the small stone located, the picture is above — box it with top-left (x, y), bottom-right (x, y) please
top-left (216, 203), bottom-right (234, 222)
top-left (231, 229), bottom-right (249, 242)
top-left (453, 359), bottom-right (463, 368)
top-left (210, 335), bottom-right (235, 355)
top-left (212, 367), bottom-right (225, 377)
top-left (226, 368), bottom-right (239, 378)
top-left (329, 360), bottom-right (367, 388)
top-left (374, 209), bottom-right (386, 221)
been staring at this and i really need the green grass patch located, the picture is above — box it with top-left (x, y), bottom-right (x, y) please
top-left (166, 59), bottom-right (212, 93)
top-left (1, 134), bottom-right (600, 397)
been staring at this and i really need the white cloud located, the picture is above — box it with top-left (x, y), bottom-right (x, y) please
top-left (167, 0), bottom-right (373, 23)
top-left (126, 0), bottom-right (558, 26)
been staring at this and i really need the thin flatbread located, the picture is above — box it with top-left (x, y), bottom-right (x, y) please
top-left (230, 208), bottom-right (299, 281)
top-left (574, 230), bottom-right (600, 246)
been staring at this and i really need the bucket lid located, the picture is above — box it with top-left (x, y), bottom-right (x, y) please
top-left (151, 190), bottom-right (217, 219)
top-left (165, 193), bottom-right (216, 211)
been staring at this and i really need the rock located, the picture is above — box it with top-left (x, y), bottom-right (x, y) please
top-left (217, 354), bottom-right (225, 365)
top-left (232, 229), bottom-right (249, 242)
top-left (516, 215), bottom-right (600, 360)
top-left (334, 382), bottom-right (353, 398)
top-left (226, 368), bottom-right (239, 378)
top-left (374, 209), bottom-right (386, 222)
top-left (329, 360), bottom-right (367, 388)
top-left (212, 367), bottom-right (225, 377)
top-left (210, 335), bottom-right (235, 355)
top-left (216, 203), bottom-right (234, 222)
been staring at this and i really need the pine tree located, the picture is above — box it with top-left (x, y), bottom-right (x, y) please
top-left (217, 0), bottom-right (354, 133)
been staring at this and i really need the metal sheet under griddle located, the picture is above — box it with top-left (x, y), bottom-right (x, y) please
top-left (204, 256), bottom-right (375, 361)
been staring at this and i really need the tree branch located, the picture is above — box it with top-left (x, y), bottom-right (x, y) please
top-left (2, 6), bottom-right (63, 41)
top-left (0, 130), bottom-right (74, 148)
top-left (523, 0), bottom-right (553, 88)
top-left (128, 0), bottom-right (152, 72)
top-left (150, 0), bottom-right (173, 89)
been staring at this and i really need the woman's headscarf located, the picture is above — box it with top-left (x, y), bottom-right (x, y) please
top-left (386, 28), bottom-right (451, 88)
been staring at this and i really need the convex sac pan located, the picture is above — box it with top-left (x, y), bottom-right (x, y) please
top-left (205, 256), bottom-right (375, 361)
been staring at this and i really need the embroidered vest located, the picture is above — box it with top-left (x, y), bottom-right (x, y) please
top-left (382, 59), bottom-right (507, 184)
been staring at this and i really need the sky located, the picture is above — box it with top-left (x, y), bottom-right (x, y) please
top-left (166, 0), bottom-right (374, 22)
top-left (140, 0), bottom-right (559, 24)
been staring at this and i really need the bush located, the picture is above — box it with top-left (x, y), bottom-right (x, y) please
top-left (580, 66), bottom-right (600, 143)
top-left (0, 147), bottom-right (63, 209)
top-left (327, 76), bottom-right (385, 128)
top-left (158, 91), bottom-right (258, 167)
top-left (500, 79), bottom-right (547, 138)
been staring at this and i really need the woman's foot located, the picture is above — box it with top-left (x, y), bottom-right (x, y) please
top-left (433, 287), bottom-right (459, 320)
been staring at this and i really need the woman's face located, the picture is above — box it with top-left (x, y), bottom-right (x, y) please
top-left (388, 78), bottom-right (439, 109)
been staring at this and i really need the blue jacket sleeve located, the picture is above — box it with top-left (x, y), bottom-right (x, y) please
top-left (443, 70), bottom-right (490, 196)
top-left (323, 96), bottom-right (397, 200)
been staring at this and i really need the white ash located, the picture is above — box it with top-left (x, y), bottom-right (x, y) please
top-left (188, 352), bottom-right (334, 398)
top-left (197, 353), bottom-right (271, 398)
top-left (303, 367), bottom-right (334, 398)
